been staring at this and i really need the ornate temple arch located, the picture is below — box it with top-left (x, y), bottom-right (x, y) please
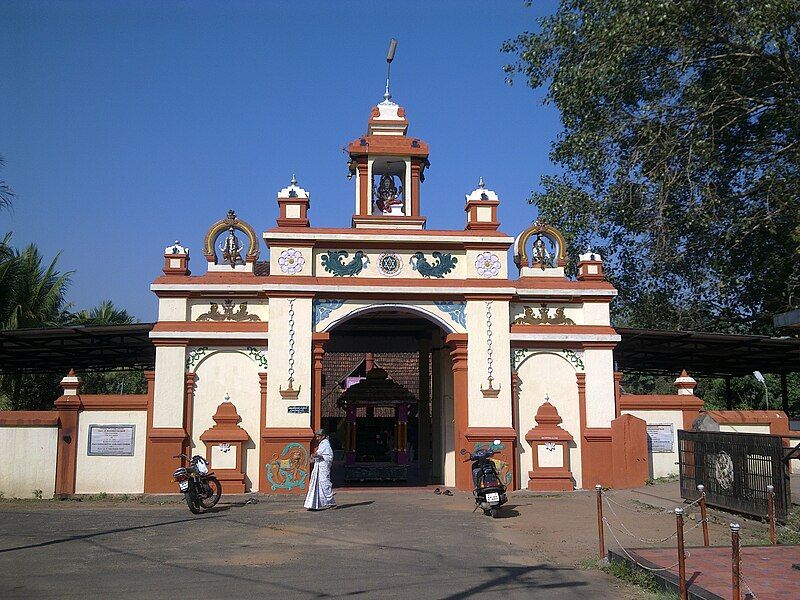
top-left (318, 302), bottom-right (459, 334)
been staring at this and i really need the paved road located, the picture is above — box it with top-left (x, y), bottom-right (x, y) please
top-left (0, 490), bottom-right (626, 599)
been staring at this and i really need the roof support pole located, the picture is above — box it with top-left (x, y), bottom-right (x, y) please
top-left (781, 372), bottom-right (790, 417)
top-left (725, 376), bottom-right (733, 410)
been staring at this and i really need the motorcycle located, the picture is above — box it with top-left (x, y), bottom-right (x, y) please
top-left (172, 454), bottom-right (222, 514)
top-left (460, 440), bottom-right (507, 518)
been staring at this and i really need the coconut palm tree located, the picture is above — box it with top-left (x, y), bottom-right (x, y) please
top-left (68, 299), bottom-right (135, 326)
top-left (0, 155), bottom-right (15, 211)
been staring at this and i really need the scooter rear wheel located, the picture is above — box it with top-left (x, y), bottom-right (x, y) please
top-left (490, 507), bottom-right (499, 518)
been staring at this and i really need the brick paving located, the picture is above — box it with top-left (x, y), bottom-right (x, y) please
top-left (616, 545), bottom-right (800, 600)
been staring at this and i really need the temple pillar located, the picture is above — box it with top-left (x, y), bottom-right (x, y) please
top-left (396, 404), bottom-right (409, 465)
top-left (311, 332), bottom-right (330, 433)
top-left (446, 333), bottom-right (470, 490)
top-left (345, 405), bottom-right (357, 465)
top-left (54, 371), bottom-right (81, 498)
top-left (418, 339), bottom-right (431, 480)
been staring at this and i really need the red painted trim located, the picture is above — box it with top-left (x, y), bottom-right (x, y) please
top-left (0, 411), bottom-right (59, 426)
top-left (79, 395), bottom-right (149, 410)
top-left (152, 321), bottom-right (269, 333)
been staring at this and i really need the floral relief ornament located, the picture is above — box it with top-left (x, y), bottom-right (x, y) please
top-left (278, 248), bottom-right (305, 274)
top-left (475, 252), bottom-right (501, 278)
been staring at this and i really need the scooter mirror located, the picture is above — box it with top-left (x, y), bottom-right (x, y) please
top-left (493, 439), bottom-right (501, 446)
top-left (460, 449), bottom-right (467, 455)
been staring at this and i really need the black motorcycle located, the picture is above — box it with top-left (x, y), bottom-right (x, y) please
top-left (461, 441), bottom-right (508, 518)
top-left (172, 454), bottom-right (222, 514)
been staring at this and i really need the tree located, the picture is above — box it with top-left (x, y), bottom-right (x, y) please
top-left (503, 0), bottom-right (800, 333)
top-left (0, 155), bottom-right (15, 211)
top-left (68, 299), bottom-right (135, 326)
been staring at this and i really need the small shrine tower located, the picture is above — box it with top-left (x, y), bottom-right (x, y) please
top-left (346, 74), bottom-right (430, 229)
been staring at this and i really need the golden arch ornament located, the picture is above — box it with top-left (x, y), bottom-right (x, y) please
top-left (513, 219), bottom-right (568, 270)
top-left (203, 209), bottom-right (260, 265)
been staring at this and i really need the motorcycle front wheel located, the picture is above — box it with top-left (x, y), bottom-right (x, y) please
top-left (185, 491), bottom-right (203, 514)
top-left (199, 476), bottom-right (222, 509)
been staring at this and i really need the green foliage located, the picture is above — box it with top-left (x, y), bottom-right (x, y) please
top-left (0, 155), bottom-right (15, 211)
top-left (0, 232), bottom-right (144, 410)
top-left (504, 0), bottom-right (800, 333)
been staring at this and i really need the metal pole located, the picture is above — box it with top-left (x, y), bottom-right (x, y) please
top-left (596, 484), bottom-right (605, 560)
top-left (698, 484), bottom-right (710, 547)
top-left (725, 377), bottom-right (733, 410)
top-left (676, 508), bottom-right (687, 600)
top-left (731, 523), bottom-right (741, 600)
top-left (781, 372), bottom-right (790, 417)
top-left (767, 484), bottom-right (776, 545)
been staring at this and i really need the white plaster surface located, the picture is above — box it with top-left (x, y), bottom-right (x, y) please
top-left (193, 350), bottom-right (260, 491)
top-left (516, 352), bottom-right (582, 488)
top-left (583, 348), bottom-right (616, 428)
top-left (622, 409), bottom-right (683, 479)
top-left (267, 297), bottom-right (312, 430)
top-left (153, 345), bottom-right (186, 428)
top-left (0, 427), bottom-right (57, 498)
top-left (537, 444), bottom-right (564, 468)
top-left (74, 411), bottom-right (147, 494)
top-left (719, 424), bottom-right (771, 434)
top-left (158, 297), bottom-right (187, 321)
top-left (211, 444), bottom-right (238, 470)
top-left (466, 300), bottom-right (512, 428)
top-left (582, 302), bottom-right (610, 326)
top-left (285, 204), bottom-right (301, 219)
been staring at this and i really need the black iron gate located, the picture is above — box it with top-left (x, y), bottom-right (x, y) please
top-left (678, 430), bottom-right (791, 521)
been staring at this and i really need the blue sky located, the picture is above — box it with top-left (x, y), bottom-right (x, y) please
top-left (1, 0), bottom-right (562, 321)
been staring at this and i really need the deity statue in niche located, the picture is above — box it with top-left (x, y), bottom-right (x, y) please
top-left (219, 226), bottom-right (245, 267)
top-left (373, 174), bottom-right (404, 215)
top-left (531, 234), bottom-right (554, 269)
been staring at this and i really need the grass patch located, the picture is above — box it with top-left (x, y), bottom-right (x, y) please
top-left (645, 474), bottom-right (679, 486)
top-left (580, 556), bottom-right (679, 599)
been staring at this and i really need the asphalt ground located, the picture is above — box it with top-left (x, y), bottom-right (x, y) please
top-left (0, 489), bottom-right (635, 599)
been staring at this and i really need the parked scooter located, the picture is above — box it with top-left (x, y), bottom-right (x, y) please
top-left (172, 453), bottom-right (222, 514)
top-left (460, 440), bottom-right (507, 518)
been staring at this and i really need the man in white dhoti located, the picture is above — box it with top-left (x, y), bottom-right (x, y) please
top-left (304, 429), bottom-right (336, 510)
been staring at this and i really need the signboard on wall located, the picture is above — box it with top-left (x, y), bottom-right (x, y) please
top-left (646, 424), bottom-right (674, 453)
top-left (87, 425), bottom-right (136, 456)
top-left (287, 405), bottom-right (310, 414)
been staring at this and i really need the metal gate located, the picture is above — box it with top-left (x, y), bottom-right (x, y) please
top-left (678, 430), bottom-right (791, 520)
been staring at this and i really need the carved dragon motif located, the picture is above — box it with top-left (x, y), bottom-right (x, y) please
top-left (409, 251), bottom-right (458, 278)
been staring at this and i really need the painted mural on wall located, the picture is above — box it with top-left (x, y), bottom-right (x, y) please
top-left (410, 251), bottom-right (458, 278)
top-left (320, 250), bottom-right (370, 277)
top-left (474, 441), bottom-right (513, 487)
top-left (266, 442), bottom-right (309, 491)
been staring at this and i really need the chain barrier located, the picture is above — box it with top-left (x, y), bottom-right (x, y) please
top-left (602, 517), bottom-right (686, 573)
top-left (601, 491), bottom-right (707, 546)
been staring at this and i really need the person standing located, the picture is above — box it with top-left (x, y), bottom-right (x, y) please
top-left (304, 429), bottom-right (335, 510)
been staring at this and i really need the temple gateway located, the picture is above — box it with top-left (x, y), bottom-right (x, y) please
top-left (139, 90), bottom-right (642, 497)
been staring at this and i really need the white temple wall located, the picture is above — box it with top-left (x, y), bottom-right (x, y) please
top-left (466, 300), bottom-right (512, 428)
top-left (192, 350), bottom-right (261, 491)
top-left (266, 296), bottom-right (313, 429)
top-left (74, 410), bottom-right (147, 494)
top-left (158, 297), bottom-right (188, 321)
top-left (153, 345), bottom-right (187, 428)
top-left (582, 302), bottom-right (611, 326)
top-left (516, 352), bottom-right (583, 488)
top-left (0, 426), bottom-right (58, 499)
top-left (583, 348), bottom-right (616, 428)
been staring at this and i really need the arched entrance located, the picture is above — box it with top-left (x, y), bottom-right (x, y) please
top-left (314, 305), bottom-right (457, 487)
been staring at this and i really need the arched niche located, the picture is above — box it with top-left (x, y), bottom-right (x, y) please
top-left (203, 209), bottom-right (260, 266)
top-left (513, 219), bottom-right (568, 271)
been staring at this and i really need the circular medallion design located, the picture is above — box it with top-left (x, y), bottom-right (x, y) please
top-left (475, 251), bottom-right (501, 278)
top-left (377, 252), bottom-right (403, 277)
top-left (714, 451), bottom-right (734, 490)
top-left (278, 248), bottom-right (305, 274)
